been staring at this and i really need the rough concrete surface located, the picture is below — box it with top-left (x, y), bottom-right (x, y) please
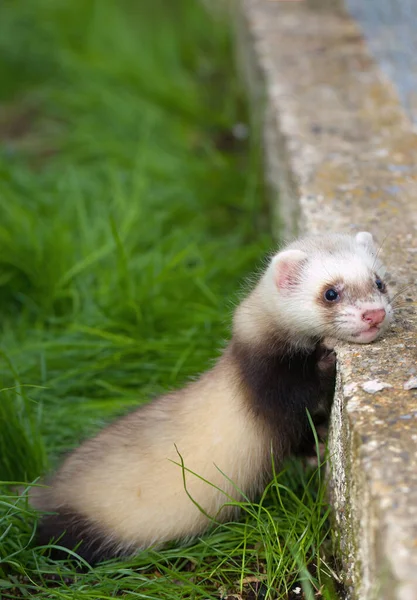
top-left (234, 1), bottom-right (417, 598)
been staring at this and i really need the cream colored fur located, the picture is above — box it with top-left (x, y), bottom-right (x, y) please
top-left (32, 355), bottom-right (270, 549)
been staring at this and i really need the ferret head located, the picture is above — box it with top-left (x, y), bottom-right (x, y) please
top-left (264, 232), bottom-right (393, 345)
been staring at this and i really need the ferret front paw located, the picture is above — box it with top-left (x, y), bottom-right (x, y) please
top-left (316, 347), bottom-right (336, 376)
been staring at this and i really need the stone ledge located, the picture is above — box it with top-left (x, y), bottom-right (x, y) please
top-left (234, 1), bottom-right (417, 598)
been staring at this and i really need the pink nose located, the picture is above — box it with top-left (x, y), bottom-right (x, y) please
top-left (362, 308), bottom-right (386, 327)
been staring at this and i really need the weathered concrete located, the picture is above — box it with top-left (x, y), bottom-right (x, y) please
top-left (234, 1), bottom-right (417, 598)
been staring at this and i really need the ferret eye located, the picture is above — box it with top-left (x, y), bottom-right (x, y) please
top-left (324, 288), bottom-right (339, 302)
top-left (375, 278), bottom-right (386, 293)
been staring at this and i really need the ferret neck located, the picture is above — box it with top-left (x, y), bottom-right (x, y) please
top-left (232, 286), bottom-right (318, 355)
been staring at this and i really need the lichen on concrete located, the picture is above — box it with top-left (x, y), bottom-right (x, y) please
top-left (234, 1), bottom-right (417, 598)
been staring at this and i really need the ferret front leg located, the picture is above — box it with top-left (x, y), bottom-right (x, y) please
top-left (294, 344), bottom-right (336, 460)
top-left (316, 343), bottom-right (337, 417)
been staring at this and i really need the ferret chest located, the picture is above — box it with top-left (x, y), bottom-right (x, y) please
top-left (232, 339), bottom-right (323, 454)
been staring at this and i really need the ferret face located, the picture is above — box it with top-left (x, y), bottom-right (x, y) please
top-left (269, 232), bottom-right (393, 344)
top-left (303, 252), bottom-right (393, 343)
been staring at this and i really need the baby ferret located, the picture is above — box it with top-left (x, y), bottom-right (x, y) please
top-left (31, 231), bottom-right (393, 564)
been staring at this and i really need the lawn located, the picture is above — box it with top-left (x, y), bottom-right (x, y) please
top-left (0, 1), bottom-right (340, 598)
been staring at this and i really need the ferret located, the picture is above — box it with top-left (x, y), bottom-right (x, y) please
top-left (31, 231), bottom-right (393, 564)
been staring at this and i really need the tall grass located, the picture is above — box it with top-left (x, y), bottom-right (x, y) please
top-left (0, 0), bottom-right (340, 598)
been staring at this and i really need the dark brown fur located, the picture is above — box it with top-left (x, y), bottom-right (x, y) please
top-left (37, 511), bottom-right (119, 564)
top-left (230, 334), bottom-right (336, 461)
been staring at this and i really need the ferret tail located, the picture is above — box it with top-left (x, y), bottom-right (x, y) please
top-left (36, 510), bottom-right (124, 565)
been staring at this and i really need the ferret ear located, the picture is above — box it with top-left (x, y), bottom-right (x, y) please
top-left (272, 249), bottom-right (308, 291)
top-left (355, 231), bottom-right (376, 252)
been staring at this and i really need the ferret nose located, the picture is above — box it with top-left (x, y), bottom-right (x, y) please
top-left (362, 308), bottom-right (386, 327)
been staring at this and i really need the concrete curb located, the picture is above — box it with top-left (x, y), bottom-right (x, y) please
top-left (234, 1), bottom-right (417, 598)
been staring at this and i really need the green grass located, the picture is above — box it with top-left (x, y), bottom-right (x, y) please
top-left (0, 1), bottom-right (340, 598)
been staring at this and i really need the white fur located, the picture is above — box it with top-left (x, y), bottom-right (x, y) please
top-left (355, 231), bottom-right (376, 251)
top-left (261, 232), bottom-right (393, 345)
